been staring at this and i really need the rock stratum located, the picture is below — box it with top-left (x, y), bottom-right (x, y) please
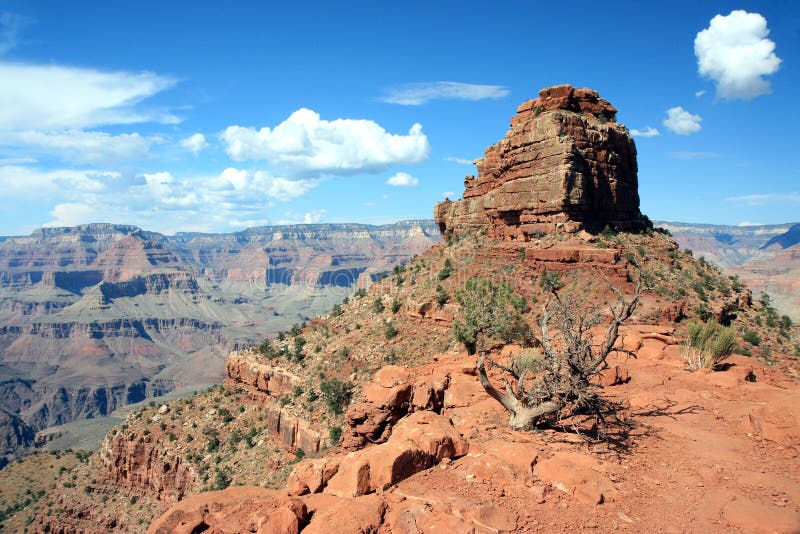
top-left (7, 86), bottom-right (799, 533)
top-left (662, 221), bottom-right (800, 321)
top-left (0, 221), bottom-right (439, 460)
top-left (435, 85), bottom-right (646, 239)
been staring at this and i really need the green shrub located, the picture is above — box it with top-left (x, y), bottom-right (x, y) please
top-left (438, 258), bottom-right (453, 280)
top-left (329, 425), bottom-right (342, 444)
top-left (511, 348), bottom-right (546, 375)
top-left (682, 319), bottom-right (737, 370)
top-left (391, 299), bottom-right (402, 314)
top-left (384, 321), bottom-right (398, 339)
top-left (372, 298), bottom-right (385, 313)
top-left (742, 329), bottom-right (761, 346)
top-left (320, 379), bottom-right (352, 414)
top-left (435, 284), bottom-right (449, 307)
top-left (539, 271), bottom-right (563, 292)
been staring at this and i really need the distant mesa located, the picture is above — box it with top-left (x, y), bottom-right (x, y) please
top-left (435, 84), bottom-right (646, 239)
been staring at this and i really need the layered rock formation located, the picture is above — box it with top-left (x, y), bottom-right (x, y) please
top-left (0, 221), bottom-right (439, 459)
top-left (435, 85), bottom-right (646, 239)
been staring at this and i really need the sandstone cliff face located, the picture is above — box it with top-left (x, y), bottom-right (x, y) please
top-left (98, 430), bottom-right (198, 502)
top-left (435, 85), bottom-right (645, 239)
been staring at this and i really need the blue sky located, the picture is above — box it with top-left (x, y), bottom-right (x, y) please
top-left (0, 1), bottom-right (797, 235)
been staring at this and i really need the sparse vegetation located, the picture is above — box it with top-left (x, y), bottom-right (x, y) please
top-left (682, 319), bottom-right (737, 370)
top-left (477, 276), bottom-right (641, 432)
top-left (319, 379), bottom-right (353, 414)
top-left (453, 277), bottom-right (530, 355)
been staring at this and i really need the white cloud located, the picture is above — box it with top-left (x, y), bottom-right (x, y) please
top-left (304, 209), bottom-right (326, 224)
top-left (0, 165), bottom-right (122, 197)
top-left (379, 82), bottom-right (509, 105)
top-left (726, 192), bottom-right (800, 206)
top-left (180, 133), bottom-right (207, 155)
top-left (221, 108), bottom-right (429, 175)
top-left (444, 156), bottom-right (475, 165)
top-left (0, 62), bottom-right (177, 131)
top-left (738, 221), bottom-right (764, 227)
top-left (12, 129), bottom-right (151, 163)
top-left (276, 209), bottom-right (327, 225)
top-left (386, 172), bottom-right (419, 187)
top-left (695, 90), bottom-right (707, 97)
top-left (0, 164), bottom-right (319, 234)
top-left (630, 126), bottom-right (660, 138)
top-left (663, 107), bottom-right (702, 135)
top-left (695, 10), bottom-right (782, 100)
top-left (0, 12), bottom-right (31, 55)
top-left (45, 203), bottom-right (96, 227)
top-left (443, 191), bottom-right (455, 198)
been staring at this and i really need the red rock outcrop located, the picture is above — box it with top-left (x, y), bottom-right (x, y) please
top-left (435, 85), bottom-right (646, 240)
top-left (97, 429), bottom-right (198, 502)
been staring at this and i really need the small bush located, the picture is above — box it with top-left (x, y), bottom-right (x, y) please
top-left (682, 319), bottom-right (737, 370)
top-left (391, 299), bottom-right (402, 314)
top-left (435, 284), bottom-right (449, 307)
top-left (329, 425), bottom-right (342, 444)
top-left (438, 258), bottom-right (453, 280)
top-left (511, 348), bottom-right (546, 375)
top-left (742, 329), bottom-right (761, 346)
top-left (539, 271), bottom-right (563, 292)
top-left (320, 379), bottom-right (353, 414)
top-left (372, 298), bottom-right (385, 313)
top-left (384, 321), bottom-right (398, 339)
top-left (353, 288), bottom-right (367, 298)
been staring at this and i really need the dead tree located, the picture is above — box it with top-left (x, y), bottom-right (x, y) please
top-left (477, 275), bottom-right (641, 431)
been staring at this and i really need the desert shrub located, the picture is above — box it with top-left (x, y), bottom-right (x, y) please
top-left (682, 319), bottom-right (737, 370)
top-left (331, 304), bottom-right (343, 317)
top-left (384, 321), bottom-right (398, 339)
top-left (329, 425), bottom-right (342, 444)
top-left (372, 298), bottom-right (385, 313)
top-left (438, 258), bottom-right (453, 280)
top-left (320, 379), bottom-right (352, 414)
top-left (742, 329), bottom-right (761, 346)
top-left (539, 271), bottom-right (563, 292)
top-left (292, 385), bottom-right (303, 398)
top-left (353, 288), bottom-right (367, 298)
top-left (454, 277), bottom-right (530, 355)
top-left (435, 284), bottom-right (449, 307)
top-left (511, 348), bottom-right (546, 375)
top-left (391, 298), bottom-right (402, 314)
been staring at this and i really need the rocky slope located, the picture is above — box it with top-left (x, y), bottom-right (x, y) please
top-left (21, 85), bottom-right (800, 533)
top-left (0, 221), bottom-right (439, 460)
top-left (662, 222), bottom-right (800, 321)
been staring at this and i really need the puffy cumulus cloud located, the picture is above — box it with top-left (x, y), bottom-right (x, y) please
top-left (1, 164), bottom-right (318, 234)
top-left (12, 129), bottom-right (151, 163)
top-left (180, 133), bottom-right (208, 155)
top-left (276, 209), bottom-right (327, 225)
top-left (386, 172), bottom-right (419, 187)
top-left (630, 126), bottom-right (660, 138)
top-left (663, 107), bottom-right (702, 135)
top-left (379, 82), bottom-right (509, 105)
top-left (695, 10), bottom-right (782, 100)
top-left (0, 62), bottom-right (177, 131)
top-left (220, 108), bottom-right (430, 175)
top-left (45, 202), bottom-right (96, 228)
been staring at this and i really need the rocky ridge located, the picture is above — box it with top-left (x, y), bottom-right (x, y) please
top-left (21, 87), bottom-right (800, 533)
